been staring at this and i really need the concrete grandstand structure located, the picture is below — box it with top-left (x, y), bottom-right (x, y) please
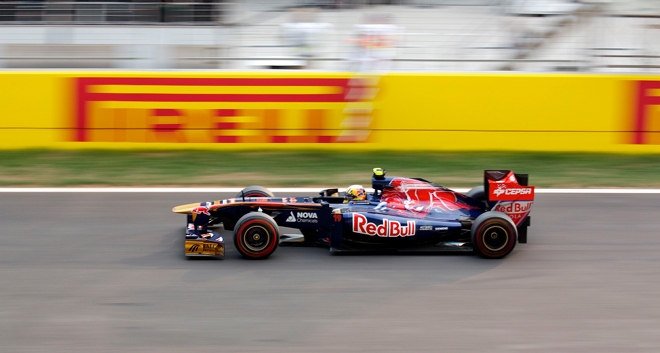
top-left (0, 0), bottom-right (659, 72)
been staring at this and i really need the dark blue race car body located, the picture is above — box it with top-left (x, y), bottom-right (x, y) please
top-left (173, 169), bottom-right (534, 259)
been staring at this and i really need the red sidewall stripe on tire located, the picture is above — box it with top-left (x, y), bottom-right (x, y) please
top-left (475, 219), bottom-right (515, 258)
top-left (235, 219), bottom-right (278, 259)
top-left (244, 193), bottom-right (269, 197)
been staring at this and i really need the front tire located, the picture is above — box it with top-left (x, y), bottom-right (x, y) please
top-left (222, 186), bottom-right (275, 231)
top-left (233, 213), bottom-right (280, 259)
top-left (471, 211), bottom-right (517, 259)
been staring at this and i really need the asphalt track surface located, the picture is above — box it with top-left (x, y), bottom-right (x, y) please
top-left (2, 192), bottom-right (660, 353)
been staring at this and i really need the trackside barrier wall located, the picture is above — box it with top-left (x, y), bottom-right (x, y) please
top-left (1, 71), bottom-right (660, 152)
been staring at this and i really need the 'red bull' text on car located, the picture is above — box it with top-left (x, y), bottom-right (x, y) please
top-left (172, 168), bottom-right (534, 260)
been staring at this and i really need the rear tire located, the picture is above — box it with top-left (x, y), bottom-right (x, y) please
top-left (466, 185), bottom-right (485, 201)
top-left (466, 185), bottom-right (488, 207)
top-left (471, 211), bottom-right (517, 259)
top-left (236, 186), bottom-right (274, 198)
top-left (233, 213), bottom-right (280, 259)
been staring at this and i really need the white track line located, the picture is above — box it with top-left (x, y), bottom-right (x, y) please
top-left (1, 188), bottom-right (660, 194)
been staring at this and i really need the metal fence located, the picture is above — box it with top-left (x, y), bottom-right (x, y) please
top-left (1, 0), bottom-right (660, 72)
top-left (0, 1), bottom-right (226, 24)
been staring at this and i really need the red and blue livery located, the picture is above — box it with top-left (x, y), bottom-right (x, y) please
top-left (172, 168), bottom-right (534, 259)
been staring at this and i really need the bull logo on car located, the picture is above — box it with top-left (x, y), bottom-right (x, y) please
top-left (191, 206), bottom-right (211, 216)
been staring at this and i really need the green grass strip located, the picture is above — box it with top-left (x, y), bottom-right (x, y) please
top-left (0, 150), bottom-right (659, 188)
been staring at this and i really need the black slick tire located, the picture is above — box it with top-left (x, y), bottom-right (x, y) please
top-left (466, 185), bottom-right (485, 201)
top-left (466, 185), bottom-right (488, 208)
top-left (223, 186), bottom-right (275, 231)
top-left (236, 186), bottom-right (275, 198)
top-left (233, 213), bottom-right (280, 259)
top-left (471, 211), bottom-right (517, 259)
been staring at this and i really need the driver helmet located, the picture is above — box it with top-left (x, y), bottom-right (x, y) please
top-left (346, 185), bottom-right (366, 201)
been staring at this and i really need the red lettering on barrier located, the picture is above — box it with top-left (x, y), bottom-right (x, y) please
top-left (86, 93), bottom-right (346, 103)
top-left (215, 122), bottom-right (236, 130)
top-left (152, 109), bottom-right (182, 132)
top-left (214, 109), bottom-right (238, 144)
top-left (633, 81), bottom-right (660, 144)
top-left (152, 124), bottom-right (182, 133)
top-left (72, 77), bottom-right (376, 144)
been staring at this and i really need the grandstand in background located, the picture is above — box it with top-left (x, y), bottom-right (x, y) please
top-left (0, 0), bottom-right (659, 72)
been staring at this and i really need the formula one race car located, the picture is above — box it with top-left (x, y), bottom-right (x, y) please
top-left (172, 168), bottom-right (534, 260)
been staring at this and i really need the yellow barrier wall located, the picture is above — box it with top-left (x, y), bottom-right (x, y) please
top-left (1, 71), bottom-right (659, 152)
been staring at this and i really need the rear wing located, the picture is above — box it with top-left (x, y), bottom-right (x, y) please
top-left (484, 170), bottom-right (534, 243)
top-left (484, 170), bottom-right (534, 202)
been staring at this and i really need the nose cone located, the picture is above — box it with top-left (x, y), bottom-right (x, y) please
top-left (172, 202), bottom-right (202, 214)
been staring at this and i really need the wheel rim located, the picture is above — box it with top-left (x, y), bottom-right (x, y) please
top-left (481, 224), bottom-right (509, 252)
top-left (241, 224), bottom-right (272, 253)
